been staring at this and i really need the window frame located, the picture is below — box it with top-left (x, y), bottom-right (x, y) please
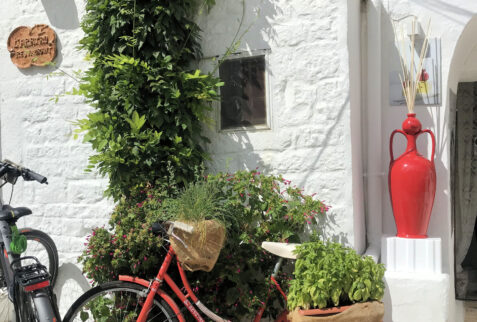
top-left (216, 49), bottom-right (272, 132)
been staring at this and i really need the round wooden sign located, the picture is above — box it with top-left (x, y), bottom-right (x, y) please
top-left (7, 24), bottom-right (57, 69)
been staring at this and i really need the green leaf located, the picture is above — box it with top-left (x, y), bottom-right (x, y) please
top-left (80, 311), bottom-right (89, 321)
top-left (126, 111), bottom-right (146, 133)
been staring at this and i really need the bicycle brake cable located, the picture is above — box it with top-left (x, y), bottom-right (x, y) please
top-left (8, 184), bottom-right (14, 205)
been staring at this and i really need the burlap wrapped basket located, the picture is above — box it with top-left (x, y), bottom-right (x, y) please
top-left (170, 220), bottom-right (225, 272)
top-left (288, 301), bottom-right (384, 322)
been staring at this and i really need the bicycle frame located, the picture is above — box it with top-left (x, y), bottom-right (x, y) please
top-left (119, 245), bottom-right (288, 322)
top-left (0, 220), bottom-right (18, 291)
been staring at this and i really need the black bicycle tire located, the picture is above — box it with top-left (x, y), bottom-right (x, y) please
top-left (63, 280), bottom-right (179, 322)
top-left (19, 228), bottom-right (59, 287)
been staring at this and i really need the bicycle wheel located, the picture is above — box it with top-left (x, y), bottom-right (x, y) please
top-left (19, 228), bottom-right (59, 287)
top-left (63, 281), bottom-right (179, 322)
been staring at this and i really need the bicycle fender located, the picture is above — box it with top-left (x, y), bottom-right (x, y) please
top-left (119, 275), bottom-right (185, 322)
top-left (119, 275), bottom-right (149, 287)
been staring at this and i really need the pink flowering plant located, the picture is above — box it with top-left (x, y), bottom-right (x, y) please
top-left (79, 170), bottom-right (328, 320)
top-left (79, 182), bottom-right (178, 283)
top-left (189, 170), bottom-right (328, 319)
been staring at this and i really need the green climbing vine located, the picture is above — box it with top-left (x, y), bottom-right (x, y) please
top-left (74, 0), bottom-right (221, 200)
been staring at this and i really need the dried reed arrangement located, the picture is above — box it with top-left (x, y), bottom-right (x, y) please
top-left (394, 19), bottom-right (431, 113)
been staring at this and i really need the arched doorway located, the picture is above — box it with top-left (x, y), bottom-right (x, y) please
top-left (451, 15), bottom-right (477, 301)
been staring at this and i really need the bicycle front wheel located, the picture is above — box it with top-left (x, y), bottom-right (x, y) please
top-left (19, 228), bottom-right (59, 287)
top-left (63, 281), bottom-right (179, 322)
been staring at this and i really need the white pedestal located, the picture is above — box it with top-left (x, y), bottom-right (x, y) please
top-left (381, 236), bottom-right (449, 322)
top-left (382, 236), bottom-right (442, 273)
top-left (383, 272), bottom-right (450, 322)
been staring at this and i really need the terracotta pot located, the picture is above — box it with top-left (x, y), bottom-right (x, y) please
top-left (288, 301), bottom-right (384, 321)
top-left (389, 113), bottom-right (436, 238)
top-left (299, 305), bottom-right (351, 316)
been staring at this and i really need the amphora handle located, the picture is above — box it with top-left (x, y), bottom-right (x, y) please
top-left (417, 129), bottom-right (436, 162)
top-left (389, 129), bottom-right (406, 162)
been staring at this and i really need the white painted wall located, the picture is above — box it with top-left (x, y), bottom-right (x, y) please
top-left (198, 0), bottom-right (360, 247)
top-left (0, 0), bottom-right (112, 314)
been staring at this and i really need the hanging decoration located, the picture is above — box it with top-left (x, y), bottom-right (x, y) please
top-left (7, 24), bottom-right (56, 69)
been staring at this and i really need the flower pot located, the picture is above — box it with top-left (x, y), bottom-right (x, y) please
top-left (170, 220), bottom-right (225, 272)
top-left (389, 113), bottom-right (436, 238)
top-left (288, 301), bottom-right (384, 321)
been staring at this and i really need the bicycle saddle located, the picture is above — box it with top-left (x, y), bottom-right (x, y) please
top-left (261, 241), bottom-right (299, 259)
top-left (0, 205), bottom-right (32, 222)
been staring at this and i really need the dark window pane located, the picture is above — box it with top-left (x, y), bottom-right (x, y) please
top-left (219, 55), bottom-right (267, 129)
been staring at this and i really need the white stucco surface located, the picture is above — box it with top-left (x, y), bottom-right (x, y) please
top-left (382, 236), bottom-right (442, 274)
top-left (0, 0), bottom-right (112, 314)
top-left (198, 0), bottom-right (359, 247)
top-left (384, 271), bottom-right (450, 322)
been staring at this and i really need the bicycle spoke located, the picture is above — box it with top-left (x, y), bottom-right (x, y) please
top-left (147, 310), bottom-right (171, 322)
top-left (134, 292), bottom-right (140, 318)
top-left (63, 282), bottom-right (178, 322)
top-left (118, 291), bottom-right (124, 320)
top-left (121, 291), bottom-right (131, 321)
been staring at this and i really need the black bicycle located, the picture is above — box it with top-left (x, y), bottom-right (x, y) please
top-left (0, 160), bottom-right (60, 321)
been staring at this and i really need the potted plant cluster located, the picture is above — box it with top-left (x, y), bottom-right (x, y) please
top-left (287, 239), bottom-right (385, 321)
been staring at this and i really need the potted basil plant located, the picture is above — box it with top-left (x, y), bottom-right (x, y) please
top-left (287, 240), bottom-right (385, 321)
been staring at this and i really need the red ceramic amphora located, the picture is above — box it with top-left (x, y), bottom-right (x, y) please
top-left (389, 113), bottom-right (436, 238)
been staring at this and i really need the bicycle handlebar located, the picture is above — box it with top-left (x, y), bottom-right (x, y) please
top-left (23, 169), bottom-right (48, 184)
top-left (0, 160), bottom-right (48, 185)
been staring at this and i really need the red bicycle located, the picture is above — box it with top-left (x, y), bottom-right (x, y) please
top-left (63, 221), bottom-right (297, 321)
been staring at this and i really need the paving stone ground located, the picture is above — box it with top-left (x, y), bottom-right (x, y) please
top-left (465, 301), bottom-right (477, 322)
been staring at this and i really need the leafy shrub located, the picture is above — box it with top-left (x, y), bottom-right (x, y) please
top-left (79, 170), bottom-right (328, 320)
top-left (79, 183), bottom-right (175, 283)
top-left (185, 170), bottom-right (328, 319)
top-left (76, 0), bottom-right (221, 200)
top-left (287, 239), bottom-right (385, 310)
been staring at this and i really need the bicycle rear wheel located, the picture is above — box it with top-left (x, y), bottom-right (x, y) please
top-left (19, 228), bottom-right (59, 287)
top-left (63, 281), bottom-right (179, 322)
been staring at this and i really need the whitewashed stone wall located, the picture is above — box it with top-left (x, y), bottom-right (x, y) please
top-left (199, 0), bottom-right (357, 245)
top-left (0, 0), bottom-right (113, 314)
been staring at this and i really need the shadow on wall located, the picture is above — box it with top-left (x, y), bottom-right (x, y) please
top-left (40, 0), bottom-right (80, 30)
top-left (54, 263), bottom-right (91, 315)
top-left (205, 129), bottom-right (270, 174)
top-left (202, 0), bottom-right (278, 174)
top-left (382, 279), bottom-right (394, 321)
top-left (411, 0), bottom-right (474, 25)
